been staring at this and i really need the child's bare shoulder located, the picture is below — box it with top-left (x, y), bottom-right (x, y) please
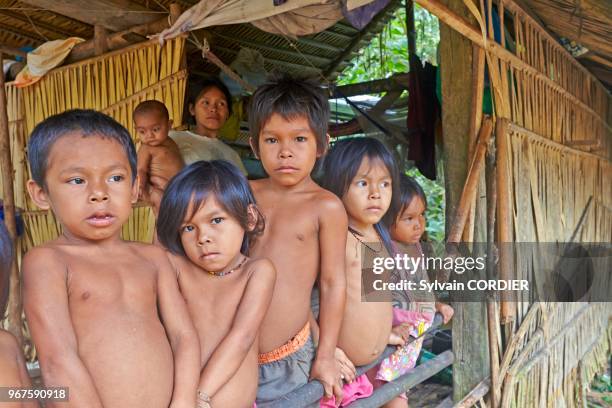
top-left (22, 243), bottom-right (68, 275)
top-left (124, 241), bottom-right (168, 262)
top-left (312, 187), bottom-right (345, 213)
top-left (244, 257), bottom-right (276, 280)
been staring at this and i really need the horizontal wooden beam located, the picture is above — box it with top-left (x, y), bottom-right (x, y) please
top-left (0, 45), bottom-right (27, 58)
top-left (414, 0), bottom-right (611, 131)
top-left (65, 11), bottom-right (174, 63)
top-left (0, 25), bottom-right (43, 44)
top-left (332, 73), bottom-right (409, 97)
top-left (18, 0), bottom-right (162, 32)
top-left (211, 32), bottom-right (332, 66)
top-left (0, 9), bottom-right (75, 38)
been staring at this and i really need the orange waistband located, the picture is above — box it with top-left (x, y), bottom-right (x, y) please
top-left (258, 322), bottom-right (310, 365)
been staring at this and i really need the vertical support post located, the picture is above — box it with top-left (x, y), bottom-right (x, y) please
top-left (169, 3), bottom-right (182, 24)
top-left (485, 137), bottom-right (500, 408)
top-left (94, 25), bottom-right (108, 56)
top-left (439, 1), bottom-right (490, 401)
top-left (406, 0), bottom-right (417, 63)
top-left (495, 118), bottom-right (514, 326)
top-left (463, 44), bottom-right (486, 243)
top-left (0, 52), bottom-right (22, 344)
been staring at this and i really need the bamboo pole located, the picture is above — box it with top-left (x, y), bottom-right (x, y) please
top-left (495, 118), bottom-right (514, 325)
top-left (65, 3), bottom-right (181, 64)
top-left (455, 378), bottom-right (492, 408)
top-left (0, 46), bottom-right (26, 59)
top-left (0, 52), bottom-right (22, 344)
top-left (485, 138), bottom-right (500, 408)
top-left (463, 44), bottom-right (486, 243)
top-left (94, 25), bottom-right (108, 56)
top-left (406, 0), bottom-right (416, 60)
top-left (447, 116), bottom-right (494, 243)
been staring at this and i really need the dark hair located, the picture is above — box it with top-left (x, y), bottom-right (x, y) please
top-left (0, 221), bottom-right (12, 319)
top-left (248, 74), bottom-right (329, 154)
top-left (27, 109), bottom-right (137, 188)
top-left (321, 137), bottom-right (400, 256)
top-left (133, 100), bottom-right (170, 121)
top-left (395, 174), bottom-right (427, 220)
top-left (186, 77), bottom-right (233, 125)
top-left (157, 160), bottom-right (264, 257)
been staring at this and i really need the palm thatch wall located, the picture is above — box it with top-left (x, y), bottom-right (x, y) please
top-left (417, 0), bottom-right (611, 405)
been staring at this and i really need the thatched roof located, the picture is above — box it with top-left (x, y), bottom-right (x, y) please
top-left (0, 0), bottom-right (609, 88)
top-left (0, 0), bottom-right (401, 80)
top-left (521, 0), bottom-right (612, 89)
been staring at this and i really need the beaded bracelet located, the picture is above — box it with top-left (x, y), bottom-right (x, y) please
top-left (197, 390), bottom-right (212, 408)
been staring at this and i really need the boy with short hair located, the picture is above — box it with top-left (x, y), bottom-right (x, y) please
top-left (134, 100), bottom-right (184, 214)
top-left (248, 76), bottom-right (347, 406)
top-left (23, 109), bottom-right (200, 408)
top-left (0, 221), bottom-right (39, 408)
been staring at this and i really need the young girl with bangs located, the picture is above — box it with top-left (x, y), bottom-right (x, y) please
top-left (317, 137), bottom-right (406, 407)
top-left (157, 160), bottom-right (275, 408)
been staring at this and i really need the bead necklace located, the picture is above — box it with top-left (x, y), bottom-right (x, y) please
top-left (348, 227), bottom-right (382, 253)
top-left (206, 256), bottom-right (247, 277)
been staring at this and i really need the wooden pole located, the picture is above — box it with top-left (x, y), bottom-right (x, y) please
top-left (406, 0), bottom-right (417, 63)
top-left (349, 351), bottom-right (455, 407)
top-left (495, 118), bottom-right (514, 325)
top-left (485, 136), bottom-right (500, 408)
top-left (0, 46), bottom-right (26, 59)
top-left (455, 378), bottom-right (492, 408)
top-left (94, 25), bottom-right (108, 56)
top-left (65, 14), bottom-right (172, 63)
top-left (447, 116), bottom-right (494, 243)
top-left (462, 44), bottom-right (486, 243)
top-left (0, 52), bottom-right (22, 344)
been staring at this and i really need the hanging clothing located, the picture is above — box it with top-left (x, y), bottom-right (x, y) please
top-left (342, 0), bottom-right (391, 30)
top-left (14, 38), bottom-right (85, 88)
top-left (407, 55), bottom-right (440, 180)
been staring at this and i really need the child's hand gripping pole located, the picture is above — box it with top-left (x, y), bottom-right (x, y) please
top-left (267, 313), bottom-right (445, 407)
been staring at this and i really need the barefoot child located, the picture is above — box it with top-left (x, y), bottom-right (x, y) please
top-left (134, 100), bottom-right (184, 214)
top-left (318, 137), bottom-right (402, 407)
top-left (23, 110), bottom-right (200, 408)
top-left (248, 76), bottom-right (348, 406)
top-left (0, 222), bottom-right (39, 408)
top-left (157, 160), bottom-right (276, 408)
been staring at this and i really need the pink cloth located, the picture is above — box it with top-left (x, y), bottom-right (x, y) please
top-left (320, 373), bottom-right (373, 407)
top-left (375, 308), bottom-right (434, 382)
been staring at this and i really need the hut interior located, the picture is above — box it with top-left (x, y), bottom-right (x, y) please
top-left (0, 0), bottom-right (610, 407)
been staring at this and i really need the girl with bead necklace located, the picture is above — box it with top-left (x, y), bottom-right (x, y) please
top-left (157, 160), bottom-right (275, 408)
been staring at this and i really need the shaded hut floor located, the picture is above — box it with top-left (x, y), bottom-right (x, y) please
top-left (408, 381), bottom-right (452, 407)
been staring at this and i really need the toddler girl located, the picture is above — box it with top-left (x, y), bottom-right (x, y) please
top-left (157, 160), bottom-right (275, 408)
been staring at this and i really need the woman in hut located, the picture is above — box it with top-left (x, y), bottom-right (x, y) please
top-left (170, 77), bottom-right (248, 174)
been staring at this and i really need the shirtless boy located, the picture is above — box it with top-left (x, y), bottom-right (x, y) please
top-left (23, 109), bottom-right (200, 408)
top-left (0, 222), bottom-right (38, 408)
top-left (134, 100), bottom-right (184, 214)
top-left (248, 76), bottom-right (348, 406)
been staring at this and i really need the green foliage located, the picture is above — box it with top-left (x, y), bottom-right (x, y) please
top-left (337, 2), bottom-right (440, 85)
top-left (337, 2), bottom-right (444, 242)
top-left (335, 2), bottom-right (444, 241)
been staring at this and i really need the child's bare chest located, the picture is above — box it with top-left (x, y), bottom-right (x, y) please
top-left (65, 254), bottom-right (157, 309)
top-left (258, 198), bottom-right (318, 246)
top-left (181, 272), bottom-right (247, 344)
